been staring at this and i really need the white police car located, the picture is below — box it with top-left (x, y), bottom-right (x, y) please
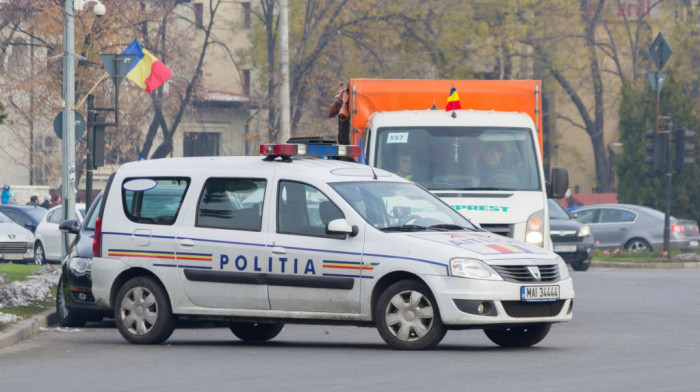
top-left (91, 143), bottom-right (574, 350)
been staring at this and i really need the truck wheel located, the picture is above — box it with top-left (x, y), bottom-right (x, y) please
top-left (571, 259), bottom-right (591, 271)
top-left (114, 277), bottom-right (174, 344)
top-left (56, 276), bottom-right (87, 327)
top-left (484, 324), bottom-right (551, 347)
top-left (229, 322), bottom-right (284, 341)
top-left (374, 280), bottom-right (446, 350)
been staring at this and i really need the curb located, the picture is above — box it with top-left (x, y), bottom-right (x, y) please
top-left (0, 309), bottom-right (57, 349)
top-left (591, 261), bottom-right (700, 269)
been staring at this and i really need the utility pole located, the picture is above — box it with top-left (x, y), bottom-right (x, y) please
top-left (279, 0), bottom-right (291, 143)
top-left (61, 0), bottom-right (78, 254)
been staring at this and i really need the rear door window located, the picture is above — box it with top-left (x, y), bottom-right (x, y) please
top-left (122, 177), bottom-right (190, 225)
top-left (196, 178), bottom-right (266, 231)
top-left (600, 209), bottom-right (636, 223)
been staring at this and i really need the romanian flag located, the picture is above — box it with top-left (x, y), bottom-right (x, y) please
top-left (123, 38), bottom-right (173, 94)
top-left (445, 86), bottom-right (461, 111)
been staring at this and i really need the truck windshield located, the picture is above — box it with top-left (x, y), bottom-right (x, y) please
top-left (374, 127), bottom-right (541, 191)
top-left (331, 181), bottom-right (478, 231)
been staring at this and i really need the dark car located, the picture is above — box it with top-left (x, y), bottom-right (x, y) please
top-left (0, 204), bottom-right (48, 234)
top-left (572, 203), bottom-right (700, 252)
top-left (56, 193), bottom-right (111, 327)
top-left (548, 199), bottom-right (596, 271)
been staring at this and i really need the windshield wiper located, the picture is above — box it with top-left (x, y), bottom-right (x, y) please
top-left (427, 223), bottom-right (467, 231)
top-left (380, 224), bottom-right (428, 232)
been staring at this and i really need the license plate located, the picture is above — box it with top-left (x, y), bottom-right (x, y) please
top-left (521, 285), bottom-right (560, 302)
top-left (2, 253), bottom-right (25, 260)
top-left (690, 241), bottom-right (699, 247)
top-left (554, 245), bottom-right (576, 252)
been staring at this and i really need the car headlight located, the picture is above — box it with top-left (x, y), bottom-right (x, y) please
top-left (556, 255), bottom-right (570, 280)
top-left (69, 257), bottom-right (92, 274)
top-left (450, 258), bottom-right (503, 281)
top-left (525, 209), bottom-right (544, 247)
top-left (578, 225), bottom-right (591, 237)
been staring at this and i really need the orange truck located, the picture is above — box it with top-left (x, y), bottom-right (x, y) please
top-left (330, 78), bottom-right (568, 250)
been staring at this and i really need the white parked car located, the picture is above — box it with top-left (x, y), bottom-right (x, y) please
top-left (0, 212), bottom-right (34, 263)
top-left (34, 203), bottom-right (85, 264)
top-left (91, 143), bottom-right (574, 350)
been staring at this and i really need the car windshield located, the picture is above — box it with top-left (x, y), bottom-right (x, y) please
top-left (374, 126), bottom-right (541, 191)
top-left (548, 199), bottom-right (570, 220)
top-left (330, 181), bottom-right (478, 231)
top-left (0, 212), bottom-right (11, 223)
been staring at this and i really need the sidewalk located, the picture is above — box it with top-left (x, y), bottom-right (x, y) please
top-left (0, 308), bottom-right (57, 349)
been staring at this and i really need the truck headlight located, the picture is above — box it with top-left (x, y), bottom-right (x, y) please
top-left (556, 255), bottom-right (570, 280)
top-left (578, 225), bottom-right (591, 237)
top-left (69, 257), bottom-right (92, 274)
top-left (450, 258), bottom-right (503, 281)
top-left (525, 209), bottom-right (544, 247)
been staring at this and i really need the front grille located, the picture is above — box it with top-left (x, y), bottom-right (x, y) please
top-left (0, 242), bottom-right (28, 253)
top-left (480, 224), bottom-right (513, 238)
top-left (502, 300), bottom-right (565, 318)
top-left (491, 264), bottom-right (560, 283)
top-left (551, 235), bottom-right (583, 243)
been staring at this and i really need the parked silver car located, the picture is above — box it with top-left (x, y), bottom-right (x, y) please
top-left (572, 203), bottom-right (700, 252)
top-left (0, 212), bottom-right (34, 263)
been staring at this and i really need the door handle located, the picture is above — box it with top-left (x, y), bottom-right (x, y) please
top-left (179, 239), bottom-right (195, 248)
top-left (271, 246), bottom-right (287, 255)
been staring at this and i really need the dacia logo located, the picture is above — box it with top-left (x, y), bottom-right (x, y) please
top-left (527, 266), bottom-right (541, 281)
top-left (8, 235), bottom-right (15, 239)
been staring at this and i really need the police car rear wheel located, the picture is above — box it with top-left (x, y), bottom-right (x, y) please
top-left (229, 322), bottom-right (284, 341)
top-left (374, 280), bottom-right (446, 350)
top-left (484, 323), bottom-right (551, 347)
top-left (115, 277), bottom-right (174, 344)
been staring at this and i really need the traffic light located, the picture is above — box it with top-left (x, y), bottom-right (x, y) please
top-left (93, 115), bottom-right (106, 169)
top-left (674, 127), bottom-right (695, 172)
top-left (644, 128), bottom-right (665, 172)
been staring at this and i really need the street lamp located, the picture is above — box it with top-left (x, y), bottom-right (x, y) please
top-left (61, 0), bottom-right (105, 253)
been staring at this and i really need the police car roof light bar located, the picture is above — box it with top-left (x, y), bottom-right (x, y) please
top-left (260, 143), bottom-right (362, 161)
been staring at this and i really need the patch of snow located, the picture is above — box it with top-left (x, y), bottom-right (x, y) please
top-left (0, 265), bottom-right (60, 324)
top-left (0, 312), bottom-right (21, 323)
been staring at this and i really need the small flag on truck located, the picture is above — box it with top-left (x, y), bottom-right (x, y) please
top-left (446, 86), bottom-right (461, 111)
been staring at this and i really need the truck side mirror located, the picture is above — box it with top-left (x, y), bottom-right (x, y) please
top-left (548, 166), bottom-right (569, 199)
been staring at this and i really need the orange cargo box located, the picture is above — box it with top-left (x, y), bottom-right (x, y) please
top-left (347, 79), bottom-right (542, 150)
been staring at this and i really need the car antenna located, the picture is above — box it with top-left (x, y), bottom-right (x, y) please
top-left (369, 163), bottom-right (378, 180)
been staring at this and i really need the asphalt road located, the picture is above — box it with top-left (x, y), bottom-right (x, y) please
top-left (1, 267), bottom-right (699, 392)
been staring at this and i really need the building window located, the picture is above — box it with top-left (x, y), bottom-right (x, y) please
top-left (194, 3), bottom-right (203, 28)
top-left (184, 132), bottom-right (220, 157)
top-left (242, 2), bottom-right (251, 28)
top-left (242, 69), bottom-right (250, 95)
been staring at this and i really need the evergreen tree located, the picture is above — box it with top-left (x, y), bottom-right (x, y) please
top-left (617, 72), bottom-right (700, 222)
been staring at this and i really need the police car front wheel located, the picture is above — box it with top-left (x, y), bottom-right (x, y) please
top-left (115, 277), bottom-right (175, 344)
top-left (229, 322), bottom-right (284, 342)
top-left (374, 280), bottom-right (446, 350)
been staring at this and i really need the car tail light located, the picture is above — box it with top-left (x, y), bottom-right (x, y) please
top-left (93, 216), bottom-right (102, 257)
top-left (671, 224), bottom-right (686, 233)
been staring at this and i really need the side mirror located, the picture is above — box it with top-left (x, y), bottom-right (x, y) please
top-left (326, 218), bottom-right (359, 237)
top-left (548, 166), bottom-right (569, 199)
top-left (59, 219), bottom-right (81, 235)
